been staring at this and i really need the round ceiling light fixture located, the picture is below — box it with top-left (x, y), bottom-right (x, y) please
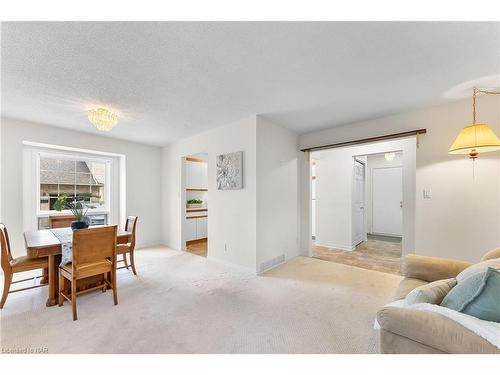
top-left (384, 152), bottom-right (396, 161)
top-left (87, 108), bottom-right (118, 131)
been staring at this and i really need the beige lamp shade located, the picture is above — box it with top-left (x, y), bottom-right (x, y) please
top-left (448, 123), bottom-right (500, 157)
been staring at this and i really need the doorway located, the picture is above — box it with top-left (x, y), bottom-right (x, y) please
top-left (311, 143), bottom-right (408, 275)
top-left (182, 154), bottom-right (208, 257)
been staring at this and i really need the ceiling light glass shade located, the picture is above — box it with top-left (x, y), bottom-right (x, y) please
top-left (384, 152), bottom-right (396, 161)
top-left (448, 123), bottom-right (500, 158)
top-left (87, 108), bottom-right (118, 131)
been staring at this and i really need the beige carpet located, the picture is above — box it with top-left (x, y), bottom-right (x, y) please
top-left (1, 247), bottom-right (401, 353)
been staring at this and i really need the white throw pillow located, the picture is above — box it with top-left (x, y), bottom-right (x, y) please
top-left (456, 259), bottom-right (500, 283)
top-left (406, 278), bottom-right (457, 305)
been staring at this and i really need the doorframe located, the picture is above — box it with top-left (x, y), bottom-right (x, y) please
top-left (352, 157), bottom-right (366, 247)
top-left (180, 156), bottom-right (188, 252)
top-left (180, 154), bottom-right (209, 256)
top-left (305, 137), bottom-right (416, 258)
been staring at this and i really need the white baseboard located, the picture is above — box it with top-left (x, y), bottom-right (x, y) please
top-left (314, 241), bottom-right (355, 251)
top-left (369, 232), bottom-right (402, 238)
top-left (206, 255), bottom-right (256, 275)
top-left (135, 240), bottom-right (165, 249)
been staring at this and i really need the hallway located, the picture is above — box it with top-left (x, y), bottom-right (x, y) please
top-left (313, 234), bottom-right (402, 275)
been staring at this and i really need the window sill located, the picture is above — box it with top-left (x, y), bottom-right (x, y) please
top-left (37, 210), bottom-right (109, 217)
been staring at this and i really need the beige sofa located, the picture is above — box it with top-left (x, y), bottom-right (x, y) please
top-left (377, 248), bottom-right (500, 354)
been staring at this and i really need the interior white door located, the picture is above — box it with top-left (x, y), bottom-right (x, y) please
top-left (372, 167), bottom-right (403, 236)
top-left (352, 160), bottom-right (365, 246)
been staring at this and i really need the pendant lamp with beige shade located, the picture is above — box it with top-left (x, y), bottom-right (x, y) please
top-left (448, 88), bottom-right (500, 159)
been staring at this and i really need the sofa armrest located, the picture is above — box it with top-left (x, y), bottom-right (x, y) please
top-left (401, 254), bottom-right (472, 282)
top-left (376, 307), bottom-right (499, 354)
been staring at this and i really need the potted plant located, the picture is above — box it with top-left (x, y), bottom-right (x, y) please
top-left (53, 193), bottom-right (95, 230)
top-left (187, 199), bottom-right (203, 209)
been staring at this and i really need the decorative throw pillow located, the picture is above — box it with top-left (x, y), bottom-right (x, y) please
top-left (462, 268), bottom-right (500, 322)
top-left (455, 259), bottom-right (500, 283)
top-left (441, 271), bottom-right (486, 310)
top-left (406, 278), bottom-right (457, 305)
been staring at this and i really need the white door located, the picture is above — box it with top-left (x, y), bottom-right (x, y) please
top-left (352, 160), bottom-right (365, 246)
top-left (372, 167), bottom-right (403, 236)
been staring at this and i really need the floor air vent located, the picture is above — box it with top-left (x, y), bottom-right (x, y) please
top-left (259, 254), bottom-right (285, 273)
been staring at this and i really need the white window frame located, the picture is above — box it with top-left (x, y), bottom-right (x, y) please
top-left (35, 150), bottom-right (112, 218)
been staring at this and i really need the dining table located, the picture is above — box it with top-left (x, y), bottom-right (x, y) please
top-left (24, 226), bottom-right (131, 307)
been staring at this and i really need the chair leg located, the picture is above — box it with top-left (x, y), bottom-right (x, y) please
top-left (0, 272), bottom-right (13, 309)
top-left (71, 279), bottom-right (77, 321)
top-left (102, 272), bottom-right (109, 292)
top-left (111, 270), bottom-right (118, 306)
top-left (129, 250), bottom-right (137, 276)
top-left (122, 253), bottom-right (130, 270)
top-left (58, 270), bottom-right (64, 307)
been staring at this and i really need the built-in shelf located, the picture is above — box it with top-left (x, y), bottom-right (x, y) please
top-left (186, 215), bottom-right (208, 219)
top-left (186, 157), bottom-right (208, 164)
top-left (187, 208), bottom-right (208, 212)
top-left (186, 188), bottom-right (208, 192)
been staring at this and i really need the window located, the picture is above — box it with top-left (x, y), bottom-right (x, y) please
top-left (39, 156), bottom-right (107, 211)
top-left (36, 152), bottom-right (111, 228)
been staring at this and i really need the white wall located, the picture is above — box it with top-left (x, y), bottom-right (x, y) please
top-left (1, 117), bottom-right (163, 255)
top-left (314, 149), bottom-right (355, 251)
top-left (313, 139), bottom-right (415, 254)
top-left (300, 97), bottom-right (500, 262)
top-left (161, 115), bottom-right (300, 273)
top-left (256, 116), bottom-right (300, 271)
top-left (365, 152), bottom-right (403, 234)
top-left (161, 116), bottom-right (258, 271)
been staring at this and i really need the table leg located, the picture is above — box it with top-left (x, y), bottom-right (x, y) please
top-left (45, 255), bottom-right (59, 307)
top-left (41, 267), bottom-right (49, 285)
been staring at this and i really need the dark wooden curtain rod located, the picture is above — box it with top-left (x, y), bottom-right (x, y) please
top-left (300, 129), bottom-right (427, 152)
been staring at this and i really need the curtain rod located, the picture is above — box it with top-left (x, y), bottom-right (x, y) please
top-left (300, 129), bottom-right (427, 152)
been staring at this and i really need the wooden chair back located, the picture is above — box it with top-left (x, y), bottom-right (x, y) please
top-left (0, 223), bottom-right (13, 273)
top-left (72, 226), bottom-right (117, 267)
top-left (49, 215), bottom-right (76, 228)
top-left (125, 216), bottom-right (138, 249)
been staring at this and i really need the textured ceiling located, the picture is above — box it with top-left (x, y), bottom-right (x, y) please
top-left (2, 22), bottom-right (499, 146)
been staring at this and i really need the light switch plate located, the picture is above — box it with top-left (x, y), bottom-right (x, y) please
top-left (423, 189), bottom-right (432, 199)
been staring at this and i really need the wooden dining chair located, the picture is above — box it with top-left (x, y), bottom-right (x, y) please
top-left (49, 215), bottom-right (76, 229)
top-left (58, 225), bottom-right (118, 321)
top-left (1, 223), bottom-right (48, 309)
top-left (116, 216), bottom-right (138, 275)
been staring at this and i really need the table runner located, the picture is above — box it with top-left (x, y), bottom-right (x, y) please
top-left (50, 228), bottom-right (73, 265)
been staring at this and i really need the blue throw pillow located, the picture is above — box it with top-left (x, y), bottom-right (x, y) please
top-left (441, 272), bottom-right (484, 311)
top-left (462, 267), bottom-right (500, 322)
top-left (441, 267), bottom-right (500, 322)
